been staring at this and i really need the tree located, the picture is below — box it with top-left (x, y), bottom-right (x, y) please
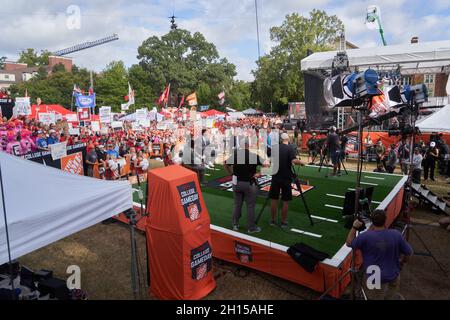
top-left (95, 61), bottom-right (129, 112)
top-left (136, 28), bottom-right (236, 108)
top-left (252, 10), bottom-right (344, 112)
top-left (17, 49), bottom-right (51, 67)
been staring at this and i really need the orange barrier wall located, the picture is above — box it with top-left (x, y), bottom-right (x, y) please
top-left (145, 165), bottom-right (216, 300)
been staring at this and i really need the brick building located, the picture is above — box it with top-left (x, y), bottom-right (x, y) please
top-left (0, 56), bottom-right (73, 92)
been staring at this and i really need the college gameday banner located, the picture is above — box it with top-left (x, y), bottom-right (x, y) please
top-left (24, 143), bottom-right (87, 175)
top-left (146, 165), bottom-right (216, 300)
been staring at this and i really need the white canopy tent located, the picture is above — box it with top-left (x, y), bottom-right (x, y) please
top-left (417, 105), bottom-right (450, 133)
top-left (0, 152), bottom-right (132, 264)
top-left (227, 111), bottom-right (246, 120)
top-left (301, 40), bottom-right (450, 71)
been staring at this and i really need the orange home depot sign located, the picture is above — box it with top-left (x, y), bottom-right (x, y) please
top-left (61, 152), bottom-right (83, 175)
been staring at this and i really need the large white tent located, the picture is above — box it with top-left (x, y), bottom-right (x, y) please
top-left (301, 40), bottom-right (450, 71)
top-left (417, 105), bottom-right (450, 133)
top-left (0, 152), bottom-right (132, 264)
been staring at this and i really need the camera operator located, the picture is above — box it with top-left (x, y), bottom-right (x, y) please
top-left (383, 144), bottom-right (397, 174)
top-left (346, 210), bottom-right (413, 300)
top-left (224, 137), bottom-right (264, 234)
top-left (325, 126), bottom-right (341, 176)
top-left (307, 133), bottom-right (318, 164)
top-left (398, 138), bottom-right (410, 175)
top-left (338, 129), bottom-right (348, 162)
top-left (423, 141), bottom-right (439, 181)
top-left (269, 133), bottom-right (305, 228)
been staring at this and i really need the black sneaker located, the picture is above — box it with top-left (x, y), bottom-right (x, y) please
top-left (280, 222), bottom-right (289, 229)
top-left (269, 220), bottom-right (277, 226)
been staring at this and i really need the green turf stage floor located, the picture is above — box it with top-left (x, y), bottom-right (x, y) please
top-left (133, 166), bottom-right (404, 258)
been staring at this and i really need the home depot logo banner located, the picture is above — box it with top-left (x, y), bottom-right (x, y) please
top-left (190, 242), bottom-right (213, 281)
top-left (177, 181), bottom-right (202, 222)
top-left (235, 242), bottom-right (253, 263)
top-left (61, 152), bottom-right (83, 175)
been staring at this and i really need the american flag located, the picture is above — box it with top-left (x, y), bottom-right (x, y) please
top-left (218, 91), bottom-right (225, 105)
top-left (72, 84), bottom-right (82, 96)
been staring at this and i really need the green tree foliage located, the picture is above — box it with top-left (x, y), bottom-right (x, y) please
top-left (95, 61), bottom-right (129, 112)
top-left (136, 28), bottom-right (237, 108)
top-left (17, 49), bottom-right (51, 67)
top-left (252, 10), bottom-right (344, 112)
top-left (9, 65), bottom-right (92, 108)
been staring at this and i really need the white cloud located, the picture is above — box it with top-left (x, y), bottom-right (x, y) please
top-left (1, 0), bottom-right (450, 81)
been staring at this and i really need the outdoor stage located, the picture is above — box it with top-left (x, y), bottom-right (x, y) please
top-left (125, 165), bottom-right (407, 298)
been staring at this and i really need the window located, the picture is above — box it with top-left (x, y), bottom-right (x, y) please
top-left (4, 74), bottom-right (9, 80)
top-left (401, 76), bottom-right (411, 86)
top-left (424, 74), bottom-right (435, 84)
top-left (424, 74), bottom-right (435, 97)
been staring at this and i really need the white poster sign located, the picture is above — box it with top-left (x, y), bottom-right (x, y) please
top-left (101, 126), bottom-right (109, 135)
top-left (91, 121), bottom-right (100, 132)
top-left (111, 121), bottom-right (123, 129)
top-left (39, 113), bottom-right (56, 125)
top-left (50, 142), bottom-right (67, 161)
top-left (68, 127), bottom-right (80, 136)
top-left (136, 108), bottom-right (148, 122)
top-left (15, 97), bottom-right (31, 115)
top-left (140, 119), bottom-right (151, 128)
top-left (65, 114), bottom-right (78, 122)
top-left (99, 106), bottom-right (112, 124)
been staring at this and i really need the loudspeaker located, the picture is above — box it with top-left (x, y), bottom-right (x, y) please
top-left (34, 269), bottom-right (53, 282)
top-left (0, 261), bottom-right (20, 278)
top-left (38, 278), bottom-right (69, 300)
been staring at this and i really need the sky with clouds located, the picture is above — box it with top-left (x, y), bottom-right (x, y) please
top-left (2, 0), bottom-right (450, 81)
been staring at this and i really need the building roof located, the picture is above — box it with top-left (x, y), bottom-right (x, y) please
top-left (301, 40), bottom-right (450, 71)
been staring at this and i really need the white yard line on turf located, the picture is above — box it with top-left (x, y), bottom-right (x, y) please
top-left (364, 176), bottom-right (385, 180)
top-left (360, 182), bottom-right (378, 186)
top-left (327, 194), bottom-right (345, 199)
top-left (311, 215), bottom-right (338, 223)
top-left (325, 204), bottom-right (343, 210)
top-left (290, 229), bottom-right (322, 238)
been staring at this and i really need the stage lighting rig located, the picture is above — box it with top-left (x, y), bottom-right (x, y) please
top-left (323, 69), bottom-right (381, 108)
top-left (403, 84), bottom-right (428, 105)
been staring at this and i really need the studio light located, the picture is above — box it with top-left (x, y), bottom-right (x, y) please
top-left (323, 69), bottom-right (382, 108)
top-left (403, 84), bottom-right (428, 105)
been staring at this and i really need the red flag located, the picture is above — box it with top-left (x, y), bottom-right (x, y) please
top-left (158, 84), bottom-right (170, 105)
top-left (178, 95), bottom-right (185, 109)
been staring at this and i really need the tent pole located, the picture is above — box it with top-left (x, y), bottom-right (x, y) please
top-left (0, 161), bottom-right (16, 299)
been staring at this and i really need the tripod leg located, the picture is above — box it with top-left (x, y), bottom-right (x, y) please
top-left (294, 178), bottom-right (314, 226)
top-left (255, 194), bottom-right (271, 225)
top-left (340, 158), bottom-right (348, 175)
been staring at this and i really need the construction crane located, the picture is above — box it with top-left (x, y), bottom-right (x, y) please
top-left (52, 34), bottom-right (119, 56)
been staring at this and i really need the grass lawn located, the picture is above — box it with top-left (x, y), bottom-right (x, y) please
top-left (133, 165), bottom-right (403, 257)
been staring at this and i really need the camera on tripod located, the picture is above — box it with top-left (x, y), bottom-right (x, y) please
top-left (342, 187), bottom-right (375, 231)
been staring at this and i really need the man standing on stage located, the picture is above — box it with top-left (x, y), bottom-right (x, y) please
top-left (269, 133), bottom-right (305, 228)
top-left (325, 126), bottom-right (341, 176)
top-left (224, 137), bottom-right (264, 234)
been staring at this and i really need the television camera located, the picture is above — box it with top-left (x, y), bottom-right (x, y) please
top-left (342, 187), bottom-right (375, 231)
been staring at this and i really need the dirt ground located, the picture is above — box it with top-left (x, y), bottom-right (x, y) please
top-left (19, 159), bottom-right (450, 300)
